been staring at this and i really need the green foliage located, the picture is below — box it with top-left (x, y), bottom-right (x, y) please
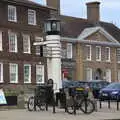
top-left (4, 90), bottom-right (18, 96)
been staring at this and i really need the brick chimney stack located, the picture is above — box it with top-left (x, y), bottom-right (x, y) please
top-left (46, 0), bottom-right (60, 15)
top-left (86, 1), bottom-right (100, 22)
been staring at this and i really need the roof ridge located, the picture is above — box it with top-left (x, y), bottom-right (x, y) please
top-left (61, 15), bottom-right (89, 22)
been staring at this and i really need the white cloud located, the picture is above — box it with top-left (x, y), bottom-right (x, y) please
top-left (101, 1), bottom-right (120, 9)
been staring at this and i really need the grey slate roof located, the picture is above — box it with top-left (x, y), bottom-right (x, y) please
top-left (60, 15), bottom-right (120, 43)
top-left (2, 0), bottom-right (120, 43)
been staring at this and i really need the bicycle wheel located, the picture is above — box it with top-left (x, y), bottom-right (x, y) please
top-left (27, 96), bottom-right (35, 111)
top-left (66, 104), bottom-right (74, 114)
top-left (66, 98), bottom-right (75, 114)
top-left (79, 99), bottom-right (95, 114)
top-left (38, 100), bottom-right (46, 111)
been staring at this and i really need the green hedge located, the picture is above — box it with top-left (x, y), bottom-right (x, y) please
top-left (4, 90), bottom-right (18, 96)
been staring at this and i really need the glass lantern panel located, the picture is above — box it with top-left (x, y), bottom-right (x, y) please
top-left (52, 22), bottom-right (57, 31)
top-left (46, 22), bottom-right (51, 31)
top-left (57, 22), bottom-right (60, 31)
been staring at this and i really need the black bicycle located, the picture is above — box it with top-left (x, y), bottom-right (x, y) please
top-left (66, 87), bottom-right (95, 114)
top-left (27, 96), bottom-right (46, 111)
top-left (27, 85), bottom-right (47, 111)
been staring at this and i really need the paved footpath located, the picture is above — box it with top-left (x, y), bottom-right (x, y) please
top-left (0, 102), bottom-right (120, 120)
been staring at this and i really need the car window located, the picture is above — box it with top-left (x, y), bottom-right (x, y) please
top-left (106, 83), bottom-right (120, 89)
top-left (89, 81), bottom-right (109, 89)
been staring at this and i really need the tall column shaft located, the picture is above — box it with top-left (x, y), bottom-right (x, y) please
top-left (46, 35), bottom-right (62, 93)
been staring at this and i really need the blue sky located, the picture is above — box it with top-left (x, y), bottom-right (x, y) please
top-left (32, 0), bottom-right (120, 28)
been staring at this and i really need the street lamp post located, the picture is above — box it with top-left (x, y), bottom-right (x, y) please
top-left (44, 17), bottom-right (62, 93)
top-left (33, 17), bottom-right (62, 113)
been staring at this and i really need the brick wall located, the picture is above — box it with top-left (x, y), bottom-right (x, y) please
top-left (76, 31), bottom-right (119, 82)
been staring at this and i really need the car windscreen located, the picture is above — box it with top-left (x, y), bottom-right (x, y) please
top-left (74, 82), bottom-right (88, 87)
top-left (89, 82), bottom-right (109, 89)
top-left (62, 80), bottom-right (74, 88)
top-left (105, 83), bottom-right (120, 89)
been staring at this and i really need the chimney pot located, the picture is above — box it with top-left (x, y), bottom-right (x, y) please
top-left (86, 1), bottom-right (100, 22)
top-left (46, 0), bottom-right (60, 15)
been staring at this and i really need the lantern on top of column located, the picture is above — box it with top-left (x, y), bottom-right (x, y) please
top-left (44, 17), bottom-right (61, 35)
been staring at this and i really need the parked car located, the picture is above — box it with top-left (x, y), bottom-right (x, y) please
top-left (99, 82), bottom-right (120, 101)
top-left (88, 80), bottom-right (109, 99)
top-left (62, 80), bottom-right (75, 88)
top-left (73, 81), bottom-right (88, 88)
top-left (62, 79), bottom-right (109, 99)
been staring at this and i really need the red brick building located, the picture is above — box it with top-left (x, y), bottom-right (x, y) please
top-left (0, 0), bottom-right (54, 94)
top-left (0, 0), bottom-right (120, 96)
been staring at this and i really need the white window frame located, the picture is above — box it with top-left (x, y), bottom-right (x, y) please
top-left (86, 68), bottom-right (92, 81)
top-left (23, 34), bottom-right (31, 54)
top-left (67, 43), bottom-right (73, 59)
top-left (86, 45), bottom-right (91, 61)
top-left (105, 47), bottom-right (110, 62)
top-left (24, 64), bottom-right (31, 83)
top-left (96, 46), bottom-right (101, 61)
top-left (8, 5), bottom-right (17, 22)
top-left (8, 32), bottom-right (17, 52)
top-left (9, 63), bottom-right (18, 83)
top-left (35, 36), bottom-right (43, 55)
top-left (0, 63), bottom-right (3, 83)
top-left (0, 31), bottom-right (3, 51)
top-left (36, 65), bottom-right (44, 84)
top-left (28, 9), bottom-right (36, 25)
top-left (116, 48), bottom-right (120, 63)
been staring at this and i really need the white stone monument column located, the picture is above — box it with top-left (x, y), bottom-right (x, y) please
top-left (46, 35), bottom-right (62, 93)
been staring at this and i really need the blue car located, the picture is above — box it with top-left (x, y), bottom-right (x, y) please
top-left (88, 80), bottom-right (109, 99)
top-left (99, 82), bottom-right (120, 100)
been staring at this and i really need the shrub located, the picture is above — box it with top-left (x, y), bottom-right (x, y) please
top-left (4, 90), bottom-right (18, 96)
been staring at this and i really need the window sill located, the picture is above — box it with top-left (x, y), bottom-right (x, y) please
top-left (105, 60), bottom-right (111, 62)
top-left (9, 51), bottom-right (18, 53)
top-left (10, 82), bottom-right (18, 84)
top-left (8, 20), bottom-right (17, 23)
top-left (96, 59), bottom-right (101, 62)
top-left (28, 23), bottom-right (37, 26)
top-left (36, 53), bottom-right (40, 55)
top-left (23, 52), bottom-right (31, 54)
top-left (36, 82), bottom-right (44, 84)
top-left (24, 82), bottom-right (31, 84)
top-left (86, 59), bottom-right (92, 61)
